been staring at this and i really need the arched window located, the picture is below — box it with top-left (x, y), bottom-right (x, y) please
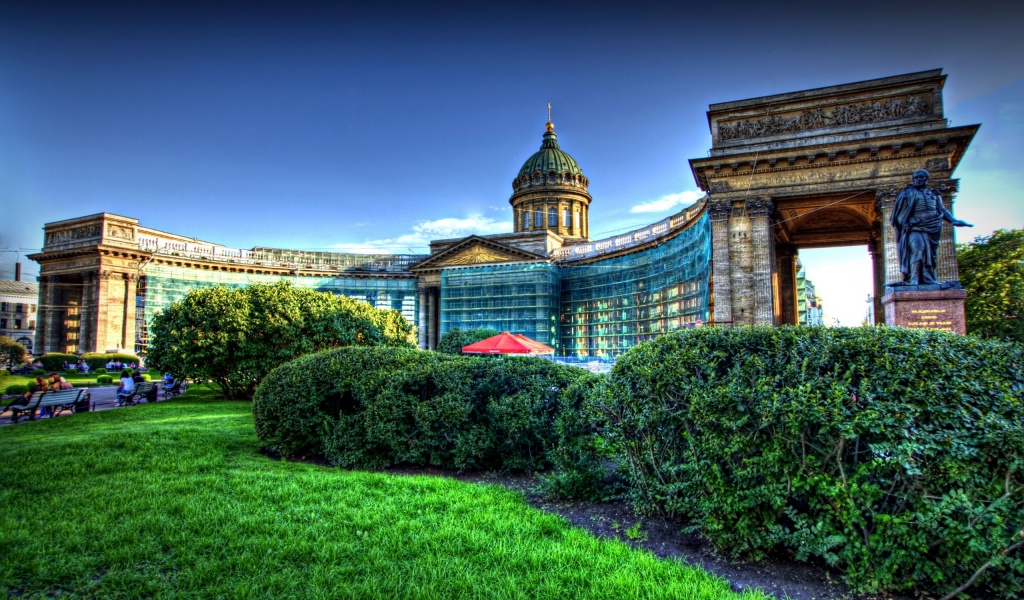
top-left (563, 208), bottom-right (571, 227)
top-left (548, 208), bottom-right (557, 227)
top-left (534, 210), bottom-right (543, 228)
top-left (524, 211), bottom-right (531, 229)
top-left (574, 210), bottom-right (581, 230)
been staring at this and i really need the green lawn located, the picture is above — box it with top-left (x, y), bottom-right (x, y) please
top-left (0, 387), bottom-right (766, 599)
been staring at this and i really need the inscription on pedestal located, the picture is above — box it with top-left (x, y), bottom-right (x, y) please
top-left (881, 289), bottom-right (967, 335)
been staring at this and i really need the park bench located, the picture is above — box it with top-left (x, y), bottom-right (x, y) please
top-left (162, 379), bottom-right (186, 399)
top-left (119, 381), bottom-right (159, 406)
top-left (6, 389), bottom-right (89, 423)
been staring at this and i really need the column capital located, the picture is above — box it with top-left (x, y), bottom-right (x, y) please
top-left (707, 201), bottom-right (732, 222)
top-left (875, 187), bottom-right (899, 210)
top-left (98, 270), bottom-right (119, 281)
top-left (746, 198), bottom-right (774, 218)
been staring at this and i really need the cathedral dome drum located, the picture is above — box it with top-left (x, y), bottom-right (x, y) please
top-left (510, 121), bottom-right (592, 239)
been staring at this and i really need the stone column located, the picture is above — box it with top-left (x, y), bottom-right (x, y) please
top-left (775, 244), bottom-right (799, 326)
top-left (45, 275), bottom-right (64, 353)
top-left (122, 274), bottom-right (138, 352)
top-left (427, 288), bottom-right (439, 350)
top-left (868, 238), bottom-right (885, 324)
top-left (936, 179), bottom-right (961, 283)
top-left (95, 270), bottom-right (119, 353)
top-left (34, 275), bottom-right (52, 354)
top-left (708, 201), bottom-right (733, 327)
top-left (417, 288), bottom-right (428, 349)
top-left (747, 198), bottom-right (775, 325)
top-left (79, 271), bottom-right (97, 353)
top-left (876, 189), bottom-right (901, 285)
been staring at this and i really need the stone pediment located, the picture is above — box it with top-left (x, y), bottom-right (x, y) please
top-left (410, 235), bottom-right (548, 272)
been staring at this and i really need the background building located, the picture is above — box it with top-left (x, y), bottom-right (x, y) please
top-left (0, 268), bottom-right (38, 354)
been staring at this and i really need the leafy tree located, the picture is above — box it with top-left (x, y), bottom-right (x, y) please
top-left (957, 229), bottom-right (1024, 342)
top-left (145, 281), bottom-right (416, 399)
top-left (0, 336), bottom-right (26, 369)
top-left (436, 327), bottom-right (501, 354)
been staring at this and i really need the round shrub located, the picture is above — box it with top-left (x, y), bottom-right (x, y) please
top-left (4, 384), bottom-right (28, 395)
top-left (253, 347), bottom-right (598, 473)
top-left (96, 375), bottom-right (113, 384)
top-left (604, 326), bottom-right (1024, 598)
top-left (32, 369), bottom-right (46, 377)
top-left (94, 368), bottom-right (107, 374)
top-left (65, 369), bottom-right (77, 376)
top-left (0, 369), bottom-right (9, 377)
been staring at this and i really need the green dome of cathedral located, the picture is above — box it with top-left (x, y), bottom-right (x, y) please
top-left (517, 123), bottom-right (584, 178)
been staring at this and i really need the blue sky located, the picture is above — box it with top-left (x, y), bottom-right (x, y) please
top-left (1, 1), bottom-right (1022, 325)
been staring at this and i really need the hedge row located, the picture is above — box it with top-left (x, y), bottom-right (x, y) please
top-left (602, 326), bottom-right (1024, 598)
top-left (253, 347), bottom-right (599, 473)
top-left (37, 352), bottom-right (141, 372)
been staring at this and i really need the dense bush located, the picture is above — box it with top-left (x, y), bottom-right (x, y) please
top-left (253, 347), bottom-right (599, 473)
top-left (94, 368), bottom-right (106, 374)
top-left (436, 328), bottom-right (501, 354)
top-left (38, 353), bottom-right (79, 372)
top-left (4, 384), bottom-right (28, 396)
top-left (0, 336), bottom-right (26, 370)
top-left (65, 369), bottom-right (77, 376)
top-left (80, 352), bottom-right (141, 370)
top-left (603, 326), bottom-right (1024, 598)
top-left (96, 375), bottom-right (113, 384)
top-left (32, 369), bottom-right (46, 377)
top-left (0, 369), bottom-right (9, 377)
top-left (147, 281), bottom-right (416, 400)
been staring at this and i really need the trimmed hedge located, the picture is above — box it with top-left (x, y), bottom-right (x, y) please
top-left (38, 353), bottom-right (79, 372)
top-left (4, 384), bottom-right (28, 396)
top-left (253, 347), bottom-right (599, 473)
top-left (0, 369), bottom-right (9, 377)
top-left (96, 375), bottom-right (113, 385)
top-left (80, 352), bottom-right (141, 370)
top-left (603, 326), bottom-right (1024, 598)
top-left (32, 369), bottom-right (46, 377)
top-left (94, 368), bottom-right (107, 374)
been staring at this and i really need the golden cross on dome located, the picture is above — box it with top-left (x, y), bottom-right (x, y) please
top-left (547, 102), bottom-right (551, 123)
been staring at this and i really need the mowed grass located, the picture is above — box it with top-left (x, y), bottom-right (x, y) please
top-left (0, 388), bottom-right (766, 599)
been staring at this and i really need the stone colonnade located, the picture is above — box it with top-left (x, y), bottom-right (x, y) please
top-left (710, 182), bottom-right (962, 327)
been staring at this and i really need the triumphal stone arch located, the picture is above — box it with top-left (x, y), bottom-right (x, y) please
top-left (689, 70), bottom-right (978, 328)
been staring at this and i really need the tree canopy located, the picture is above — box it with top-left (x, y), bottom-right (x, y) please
top-left (957, 229), bottom-right (1024, 343)
top-left (436, 327), bottom-right (501, 354)
top-left (145, 281), bottom-right (416, 399)
top-left (0, 336), bottom-right (27, 370)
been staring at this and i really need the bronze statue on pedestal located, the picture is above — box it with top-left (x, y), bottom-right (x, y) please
top-left (890, 169), bottom-right (972, 286)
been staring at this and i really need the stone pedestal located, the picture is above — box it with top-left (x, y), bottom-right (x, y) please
top-left (881, 288), bottom-right (967, 334)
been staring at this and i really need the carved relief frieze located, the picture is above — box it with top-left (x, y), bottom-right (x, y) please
top-left (445, 246), bottom-right (513, 266)
top-left (45, 225), bottom-right (102, 247)
top-left (106, 224), bottom-right (136, 241)
top-left (708, 181), bottom-right (730, 193)
top-left (718, 94), bottom-right (932, 142)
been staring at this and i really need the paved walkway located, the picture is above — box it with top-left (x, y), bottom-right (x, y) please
top-left (0, 385), bottom-right (172, 426)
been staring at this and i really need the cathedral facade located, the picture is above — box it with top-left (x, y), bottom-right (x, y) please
top-left (28, 121), bottom-right (711, 358)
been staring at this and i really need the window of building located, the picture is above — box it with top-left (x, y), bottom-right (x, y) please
top-left (14, 319), bottom-right (21, 329)
top-left (548, 208), bottom-right (557, 227)
top-left (534, 210), bottom-right (542, 228)
top-left (0, 318), bottom-right (6, 329)
top-left (30, 304), bottom-right (36, 312)
top-left (524, 211), bottom-right (531, 229)
top-left (0, 302), bottom-right (7, 312)
top-left (29, 320), bottom-right (35, 329)
top-left (15, 303), bottom-right (24, 314)
top-left (574, 211), bottom-right (581, 230)
top-left (564, 209), bottom-right (571, 227)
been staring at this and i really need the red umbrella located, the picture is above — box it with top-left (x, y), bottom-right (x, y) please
top-left (461, 332), bottom-right (555, 355)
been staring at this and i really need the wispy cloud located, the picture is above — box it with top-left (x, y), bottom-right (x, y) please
top-left (629, 190), bottom-right (704, 214)
top-left (332, 214), bottom-right (513, 254)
